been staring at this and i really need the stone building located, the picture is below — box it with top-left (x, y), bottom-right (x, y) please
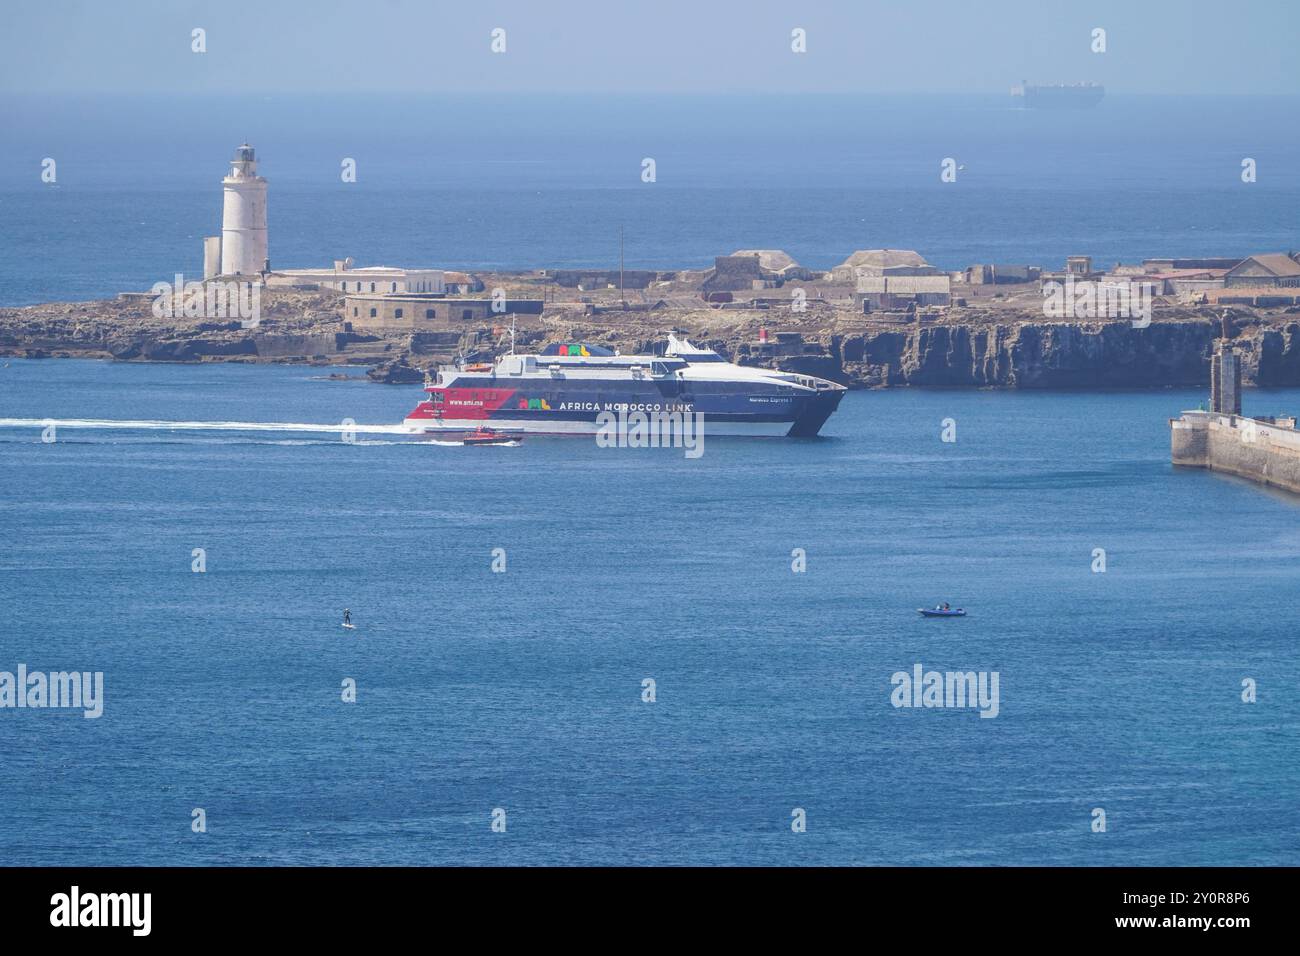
top-left (1143, 268), bottom-right (1228, 296)
top-left (964, 264), bottom-right (1040, 285)
top-left (344, 292), bottom-right (543, 330)
top-left (1065, 255), bottom-right (1096, 277)
top-left (730, 249), bottom-right (814, 281)
top-left (1142, 257), bottom-right (1242, 273)
top-left (855, 275), bottom-right (952, 310)
top-left (442, 271), bottom-right (485, 294)
top-left (831, 249), bottom-right (934, 283)
top-left (1224, 253), bottom-right (1300, 289)
top-left (549, 269), bottom-right (659, 290)
top-left (701, 255), bottom-right (768, 293)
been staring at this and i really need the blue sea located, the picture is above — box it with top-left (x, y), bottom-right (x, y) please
top-left (1, 359), bottom-right (1298, 865)
top-left (1, 93), bottom-right (1299, 306)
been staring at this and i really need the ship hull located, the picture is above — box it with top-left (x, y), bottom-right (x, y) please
top-left (406, 417), bottom-right (796, 437)
top-left (403, 378), bottom-right (845, 437)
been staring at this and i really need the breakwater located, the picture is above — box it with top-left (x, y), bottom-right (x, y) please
top-left (1171, 411), bottom-right (1300, 495)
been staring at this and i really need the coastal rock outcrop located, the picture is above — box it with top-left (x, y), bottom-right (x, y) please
top-left (731, 319), bottom-right (1300, 389)
top-left (367, 357), bottom-right (425, 384)
top-left (832, 321), bottom-right (1220, 388)
top-left (7, 286), bottom-right (1300, 392)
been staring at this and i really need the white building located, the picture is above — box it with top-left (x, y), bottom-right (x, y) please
top-left (200, 145), bottom-right (448, 294)
top-left (216, 144), bottom-right (268, 277)
top-left (265, 261), bottom-right (445, 295)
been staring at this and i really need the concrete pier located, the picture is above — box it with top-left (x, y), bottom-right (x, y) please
top-left (1170, 314), bottom-right (1300, 495)
top-left (1172, 411), bottom-right (1300, 495)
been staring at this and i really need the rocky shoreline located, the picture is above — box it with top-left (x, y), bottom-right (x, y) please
top-left (4, 281), bottom-right (1299, 390)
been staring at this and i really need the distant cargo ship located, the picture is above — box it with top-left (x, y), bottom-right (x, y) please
top-left (403, 333), bottom-right (846, 437)
top-left (1010, 81), bottom-right (1105, 110)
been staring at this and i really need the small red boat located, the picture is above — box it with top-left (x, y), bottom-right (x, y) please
top-left (460, 426), bottom-right (521, 446)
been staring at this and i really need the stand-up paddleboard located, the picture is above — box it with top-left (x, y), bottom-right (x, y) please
top-left (342, 622), bottom-right (356, 630)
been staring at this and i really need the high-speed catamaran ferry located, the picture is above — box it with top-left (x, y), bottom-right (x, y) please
top-left (402, 333), bottom-right (846, 436)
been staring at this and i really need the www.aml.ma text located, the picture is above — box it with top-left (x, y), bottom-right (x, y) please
top-left (0, 665), bottom-right (104, 718)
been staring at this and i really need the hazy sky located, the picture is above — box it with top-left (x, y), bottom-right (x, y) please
top-left (2, 0), bottom-right (1297, 95)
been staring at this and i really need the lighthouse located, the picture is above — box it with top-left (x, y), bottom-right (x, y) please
top-left (219, 144), bottom-right (268, 277)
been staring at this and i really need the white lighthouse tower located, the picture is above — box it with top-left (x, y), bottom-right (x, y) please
top-left (219, 144), bottom-right (268, 277)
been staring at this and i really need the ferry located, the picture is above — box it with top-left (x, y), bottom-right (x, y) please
top-left (402, 333), bottom-right (846, 437)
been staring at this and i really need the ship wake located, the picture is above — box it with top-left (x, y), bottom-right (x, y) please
top-left (0, 417), bottom-right (417, 436)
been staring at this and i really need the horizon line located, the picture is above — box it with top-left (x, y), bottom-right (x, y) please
top-left (5, 89), bottom-right (1300, 98)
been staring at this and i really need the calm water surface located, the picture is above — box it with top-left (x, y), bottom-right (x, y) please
top-left (1, 359), bottom-right (1297, 865)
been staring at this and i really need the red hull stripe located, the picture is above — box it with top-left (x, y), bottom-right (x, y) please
top-left (405, 388), bottom-right (516, 421)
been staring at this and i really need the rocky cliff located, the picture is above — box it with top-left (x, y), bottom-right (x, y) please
top-left (732, 319), bottom-right (1300, 389)
top-left (6, 288), bottom-right (1300, 390)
